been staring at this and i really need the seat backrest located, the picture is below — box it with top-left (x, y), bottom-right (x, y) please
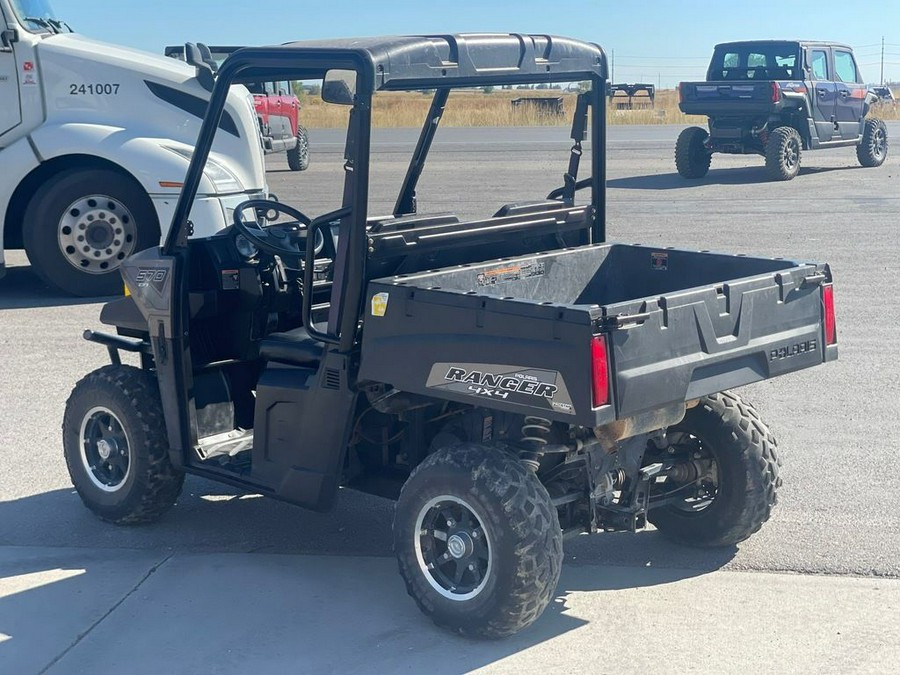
top-left (368, 212), bottom-right (460, 234)
top-left (366, 203), bottom-right (593, 280)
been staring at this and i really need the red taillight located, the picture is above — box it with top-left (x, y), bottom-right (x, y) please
top-left (771, 82), bottom-right (781, 103)
top-left (823, 285), bottom-right (837, 345)
top-left (591, 336), bottom-right (610, 408)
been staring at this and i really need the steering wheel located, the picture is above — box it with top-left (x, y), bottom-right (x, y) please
top-left (232, 199), bottom-right (323, 258)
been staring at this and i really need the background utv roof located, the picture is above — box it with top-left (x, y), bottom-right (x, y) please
top-left (221, 33), bottom-right (607, 90)
top-left (712, 40), bottom-right (853, 50)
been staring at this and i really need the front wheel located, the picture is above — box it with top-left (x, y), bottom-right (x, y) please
top-left (765, 127), bottom-right (802, 181)
top-left (287, 126), bottom-right (310, 171)
top-left (648, 391), bottom-right (781, 547)
top-left (857, 118), bottom-right (888, 167)
top-left (23, 168), bottom-right (160, 296)
top-left (63, 365), bottom-right (184, 524)
top-left (674, 126), bottom-right (712, 178)
top-left (394, 443), bottom-right (563, 638)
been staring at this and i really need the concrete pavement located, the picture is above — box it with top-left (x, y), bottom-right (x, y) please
top-left (1, 546), bottom-right (898, 674)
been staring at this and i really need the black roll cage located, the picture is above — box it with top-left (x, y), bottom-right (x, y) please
top-left (165, 35), bottom-right (608, 352)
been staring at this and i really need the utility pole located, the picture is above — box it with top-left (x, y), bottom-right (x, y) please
top-left (881, 36), bottom-right (885, 86)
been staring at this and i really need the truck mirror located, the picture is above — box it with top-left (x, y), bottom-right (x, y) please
top-left (185, 42), bottom-right (216, 92)
top-left (322, 69), bottom-right (356, 105)
top-left (1, 28), bottom-right (17, 51)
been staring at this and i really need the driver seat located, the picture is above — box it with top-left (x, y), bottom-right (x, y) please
top-left (259, 327), bottom-right (324, 367)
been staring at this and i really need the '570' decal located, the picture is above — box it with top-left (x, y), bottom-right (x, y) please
top-left (69, 83), bottom-right (120, 95)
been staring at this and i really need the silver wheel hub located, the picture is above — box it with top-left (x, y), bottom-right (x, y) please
top-left (447, 532), bottom-right (473, 559)
top-left (96, 439), bottom-right (113, 461)
top-left (58, 195), bottom-right (138, 275)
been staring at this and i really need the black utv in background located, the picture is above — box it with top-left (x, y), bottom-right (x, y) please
top-left (677, 40), bottom-right (888, 180)
top-left (65, 34), bottom-right (837, 639)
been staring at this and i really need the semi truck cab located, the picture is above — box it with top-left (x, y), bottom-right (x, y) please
top-left (0, 0), bottom-right (266, 295)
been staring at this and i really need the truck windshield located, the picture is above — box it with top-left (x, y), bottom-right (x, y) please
top-left (709, 42), bottom-right (800, 81)
top-left (10, 0), bottom-right (63, 33)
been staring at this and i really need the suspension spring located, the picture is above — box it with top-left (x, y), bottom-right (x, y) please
top-left (519, 416), bottom-right (552, 472)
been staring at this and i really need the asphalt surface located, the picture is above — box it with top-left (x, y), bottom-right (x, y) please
top-left (1, 123), bottom-right (899, 671)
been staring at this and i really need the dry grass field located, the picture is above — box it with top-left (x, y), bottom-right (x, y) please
top-left (298, 87), bottom-right (899, 128)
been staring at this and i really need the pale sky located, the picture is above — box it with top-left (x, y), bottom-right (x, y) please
top-left (40, 0), bottom-right (900, 87)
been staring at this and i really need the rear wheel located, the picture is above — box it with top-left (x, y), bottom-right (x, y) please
top-left (648, 391), bottom-right (780, 547)
top-left (23, 168), bottom-right (160, 296)
top-left (394, 443), bottom-right (563, 638)
top-left (63, 365), bottom-right (184, 524)
top-left (287, 126), bottom-right (310, 171)
top-left (675, 126), bottom-right (712, 178)
top-left (857, 118), bottom-right (888, 167)
top-left (765, 126), bottom-right (802, 181)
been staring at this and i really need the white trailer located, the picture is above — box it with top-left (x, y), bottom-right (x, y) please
top-left (0, 1), bottom-right (266, 295)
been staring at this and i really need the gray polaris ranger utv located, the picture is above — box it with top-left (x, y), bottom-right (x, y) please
top-left (64, 34), bottom-right (838, 638)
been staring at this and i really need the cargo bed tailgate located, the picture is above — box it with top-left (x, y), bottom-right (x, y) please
top-left (604, 265), bottom-right (834, 419)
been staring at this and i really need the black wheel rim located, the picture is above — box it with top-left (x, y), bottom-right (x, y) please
top-left (654, 432), bottom-right (719, 514)
top-left (414, 495), bottom-right (492, 601)
top-left (873, 127), bottom-right (886, 159)
top-left (783, 138), bottom-right (799, 170)
top-left (79, 406), bottom-right (131, 492)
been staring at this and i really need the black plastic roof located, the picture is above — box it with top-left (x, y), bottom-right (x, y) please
top-left (713, 40), bottom-right (852, 51)
top-left (223, 34), bottom-right (607, 90)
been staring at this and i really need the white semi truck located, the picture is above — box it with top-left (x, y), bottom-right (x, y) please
top-left (0, 0), bottom-right (265, 295)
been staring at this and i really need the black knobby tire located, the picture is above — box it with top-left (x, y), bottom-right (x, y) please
top-left (674, 126), bottom-right (712, 178)
top-left (287, 126), bottom-right (310, 171)
top-left (857, 118), bottom-right (888, 168)
top-left (765, 126), bottom-right (802, 181)
top-left (63, 365), bottom-right (184, 524)
top-left (394, 443), bottom-right (563, 639)
top-left (23, 168), bottom-right (160, 297)
top-left (649, 391), bottom-right (781, 547)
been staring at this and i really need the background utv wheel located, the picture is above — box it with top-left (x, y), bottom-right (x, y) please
top-left (63, 365), bottom-right (184, 524)
top-left (23, 168), bottom-right (160, 297)
top-left (675, 126), bottom-right (712, 178)
top-left (648, 391), bottom-right (780, 547)
top-left (394, 443), bottom-right (563, 639)
top-left (857, 118), bottom-right (888, 167)
top-left (287, 126), bottom-right (310, 171)
top-left (765, 127), bottom-right (802, 181)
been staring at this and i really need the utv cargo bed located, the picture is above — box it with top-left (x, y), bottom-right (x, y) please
top-left (360, 243), bottom-right (836, 428)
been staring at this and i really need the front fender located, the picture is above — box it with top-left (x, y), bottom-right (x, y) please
top-left (29, 123), bottom-right (219, 197)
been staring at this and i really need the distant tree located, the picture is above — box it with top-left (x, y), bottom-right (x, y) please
top-left (482, 85), bottom-right (495, 94)
top-left (291, 81), bottom-right (306, 100)
top-left (307, 83), bottom-right (322, 96)
top-left (535, 83), bottom-right (548, 90)
top-left (516, 84), bottom-right (532, 90)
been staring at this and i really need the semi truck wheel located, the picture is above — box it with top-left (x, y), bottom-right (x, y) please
top-left (63, 365), bottom-right (184, 525)
top-left (765, 127), bottom-right (802, 181)
top-left (675, 126), bottom-right (712, 178)
top-left (857, 118), bottom-right (888, 167)
top-left (648, 391), bottom-right (780, 547)
top-left (287, 126), bottom-right (310, 171)
top-left (394, 443), bottom-right (563, 638)
top-left (23, 168), bottom-right (160, 297)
